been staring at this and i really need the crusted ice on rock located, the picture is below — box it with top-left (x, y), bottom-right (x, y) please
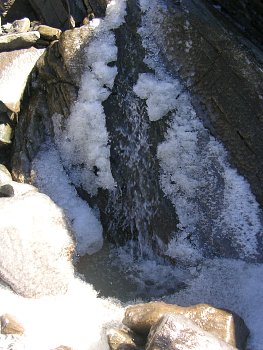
top-left (53, 0), bottom-right (127, 196)
top-left (32, 144), bottom-right (103, 256)
top-left (133, 73), bottom-right (180, 121)
top-left (138, 0), bottom-right (262, 261)
top-left (0, 190), bottom-right (74, 298)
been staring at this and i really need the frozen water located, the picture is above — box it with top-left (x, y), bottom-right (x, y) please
top-left (32, 143), bottom-right (103, 256)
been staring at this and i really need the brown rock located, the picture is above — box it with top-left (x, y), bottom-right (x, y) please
top-left (123, 302), bottom-right (249, 349)
top-left (146, 314), bottom-right (237, 350)
top-left (0, 30), bottom-right (40, 51)
top-left (38, 25), bottom-right (61, 41)
top-left (0, 314), bottom-right (24, 335)
top-left (107, 327), bottom-right (145, 350)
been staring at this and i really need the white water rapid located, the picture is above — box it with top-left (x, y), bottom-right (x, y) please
top-left (1, 0), bottom-right (263, 350)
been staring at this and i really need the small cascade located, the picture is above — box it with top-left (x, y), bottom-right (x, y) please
top-left (102, 0), bottom-right (178, 255)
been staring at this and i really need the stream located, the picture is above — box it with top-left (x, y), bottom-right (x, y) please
top-left (1, 0), bottom-right (263, 349)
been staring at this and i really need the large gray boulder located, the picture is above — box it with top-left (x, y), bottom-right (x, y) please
top-left (0, 166), bottom-right (74, 298)
top-left (0, 47), bottom-right (44, 112)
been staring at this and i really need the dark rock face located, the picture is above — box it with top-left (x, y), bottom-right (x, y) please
top-left (28, 0), bottom-right (72, 30)
top-left (209, 0), bottom-right (263, 48)
top-left (1, 0), bottom-right (37, 23)
top-left (152, 0), bottom-right (263, 209)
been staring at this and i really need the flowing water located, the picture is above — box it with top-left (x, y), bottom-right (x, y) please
top-left (2, 0), bottom-right (263, 349)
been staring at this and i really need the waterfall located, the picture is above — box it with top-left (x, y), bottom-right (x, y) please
top-left (5, 0), bottom-right (263, 349)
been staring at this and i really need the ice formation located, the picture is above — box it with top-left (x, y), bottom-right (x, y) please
top-left (32, 144), bottom-right (103, 256)
top-left (0, 190), bottom-right (74, 298)
top-left (0, 278), bottom-right (123, 350)
top-left (137, 0), bottom-right (262, 260)
top-left (53, 0), bottom-right (127, 196)
top-left (133, 73), bottom-right (180, 121)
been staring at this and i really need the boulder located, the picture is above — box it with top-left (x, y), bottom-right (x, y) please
top-left (0, 47), bottom-right (44, 112)
top-left (38, 25), bottom-right (62, 41)
top-left (146, 314), bottom-right (236, 350)
top-left (11, 17), bottom-right (31, 33)
top-left (0, 30), bottom-right (40, 51)
top-left (123, 302), bottom-right (249, 349)
top-left (0, 187), bottom-right (74, 298)
top-left (107, 327), bottom-right (145, 350)
top-left (0, 313), bottom-right (24, 335)
top-left (0, 164), bottom-right (12, 184)
top-left (12, 25), bottom-right (94, 181)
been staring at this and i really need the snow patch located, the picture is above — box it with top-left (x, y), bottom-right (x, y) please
top-left (0, 48), bottom-right (44, 112)
top-left (53, 0), bottom-right (127, 196)
top-left (0, 278), bottom-right (123, 350)
top-left (32, 144), bottom-right (103, 256)
top-left (133, 73), bottom-right (180, 121)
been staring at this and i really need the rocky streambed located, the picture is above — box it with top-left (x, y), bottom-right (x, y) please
top-left (0, 0), bottom-right (263, 349)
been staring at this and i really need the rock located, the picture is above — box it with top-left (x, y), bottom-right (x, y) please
top-left (150, 0), bottom-right (263, 213)
top-left (107, 327), bottom-right (145, 350)
top-left (0, 30), bottom-right (40, 51)
top-left (0, 112), bottom-right (13, 145)
top-left (0, 183), bottom-right (14, 197)
top-left (0, 164), bottom-right (12, 184)
top-left (28, 0), bottom-right (71, 30)
top-left (51, 346), bottom-right (73, 350)
top-left (38, 25), bottom-right (61, 41)
top-left (211, 0), bottom-right (263, 48)
top-left (123, 302), bottom-right (249, 349)
top-left (11, 25), bottom-right (94, 181)
top-left (83, 0), bottom-right (108, 18)
top-left (0, 47), bottom-right (44, 112)
top-left (11, 17), bottom-right (30, 33)
top-left (146, 314), bottom-right (236, 350)
top-left (0, 313), bottom-right (24, 335)
top-left (0, 190), bottom-right (74, 297)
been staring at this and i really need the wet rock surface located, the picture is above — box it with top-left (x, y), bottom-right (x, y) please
top-left (107, 327), bottom-right (145, 350)
top-left (150, 0), bottom-right (263, 209)
top-left (146, 314), bottom-right (236, 350)
top-left (123, 302), bottom-right (249, 349)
